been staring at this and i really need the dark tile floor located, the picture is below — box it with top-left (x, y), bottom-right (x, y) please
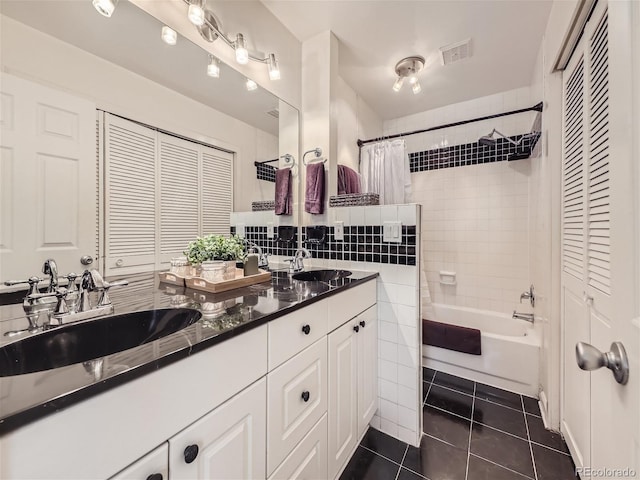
top-left (340, 368), bottom-right (577, 480)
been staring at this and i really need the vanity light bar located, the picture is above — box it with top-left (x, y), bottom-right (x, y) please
top-left (182, 0), bottom-right (281, 79)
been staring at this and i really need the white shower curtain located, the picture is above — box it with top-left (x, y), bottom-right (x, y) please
top-left (360, 139), bottom-right (411, 205)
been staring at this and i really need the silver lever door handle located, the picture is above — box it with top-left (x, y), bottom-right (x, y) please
top-left (576, 341), bottom-right (629, 385)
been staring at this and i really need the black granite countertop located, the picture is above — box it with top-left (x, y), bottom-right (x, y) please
top-left (0, 268), bottom-right (378, 435)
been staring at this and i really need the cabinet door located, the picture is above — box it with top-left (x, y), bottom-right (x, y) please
top-left (169, 378), bottom-right (266, 480)
top-left (109, 443), bottom-right (168, 480)
top-left (267, 338), bottom-right (328, 475)
top-left (328, 321), bottom-right (358, 480)
top-left (357, 305), bottom-right (378, 435)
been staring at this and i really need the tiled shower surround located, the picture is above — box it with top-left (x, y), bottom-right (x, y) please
top-left (408, 132), bottom-right (541, 173)
top-left (301, 226), bottom-right (417, 265)
top-left (229, 226), bottom-right (298, 257)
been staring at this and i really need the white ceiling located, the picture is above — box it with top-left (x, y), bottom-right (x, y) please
top-left (263, 0), bottom-right (553, 120)
top-left (1, 0), bottom-right (281, 135)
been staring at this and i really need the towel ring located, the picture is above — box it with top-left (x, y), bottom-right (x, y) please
top-left (303, 147), bottom-right (326, 166)
top-left (280, 154), bottom-right (295, 168)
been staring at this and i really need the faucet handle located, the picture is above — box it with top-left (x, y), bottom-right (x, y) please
top-left (62, 273), bottom-right (79, 292)
top-left (97, 279), bottom-right (129, 307)
top-left (5, 277), bottom-right (44, 296)
top-left (28, 288), bottom-right (69, 318)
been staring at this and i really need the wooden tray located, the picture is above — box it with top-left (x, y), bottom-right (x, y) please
top-left (159, 271), bottom-right (192, 287)
top-left (185, 269), bottom-right (271, 294)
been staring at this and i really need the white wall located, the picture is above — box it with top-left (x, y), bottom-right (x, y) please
top-left (336, 76), bottom-right (383, 173)
top-left (385, 87), bottom-right (536, 315)
top-left (0, 15), bottom-right (278, 213)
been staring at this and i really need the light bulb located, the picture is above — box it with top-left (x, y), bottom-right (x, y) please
top-left (93, 0), bottom-right (118, 17)
top-left (188, 0), bottom-right (205, 26)
top-left (268, 54), bottom-right (280, 81)
top-left (412, 80), bottom-right (422, 94)
top-left (392, 77), bottom-right (404, 92)
top-left (235, 34), bottom-right (249, 65)
top-left (207, 56), bottom-right (220, 78)
top-left (161, 26), bottom-right (177, 46)
top-left (409, 75), bottom-right (418, 85)
top-left (246, 78), bottom-right (258, 91)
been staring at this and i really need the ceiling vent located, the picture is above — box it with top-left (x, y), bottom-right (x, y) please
top-left (266, 108), bottom-right (279, 119)
top-left (439, 38), bottom-right (472, 66)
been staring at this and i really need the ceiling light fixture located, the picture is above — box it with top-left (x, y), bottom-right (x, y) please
top-left (92, 0), bottom-right (118, 17)
top-left (207, 55), bottom-right (220, 78)
top-left (187, 0), bottom-right (206, 26)
top-left (180, 0), bottom-right (281, 80)
top-left (246, 78), bottom-right (258, 91)
top-left (161, 26), bottom-right (177, 46)
top-left (392, 56), bottom-right (425, 95)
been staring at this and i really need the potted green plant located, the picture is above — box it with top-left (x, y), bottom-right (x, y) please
top-left (184, 234), bottom-right (246, 280)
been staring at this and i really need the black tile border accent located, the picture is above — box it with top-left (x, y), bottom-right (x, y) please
top-left (255, 162), bottom-right (277, 182)
top-left (230, 226), bottom-right (298, 257)
top-left (301, 225), bottom-right (417, 266)
top-left (409, 132), bottom-right (542, 173)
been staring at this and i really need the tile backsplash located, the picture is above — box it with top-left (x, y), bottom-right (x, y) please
top-left (301, 226), bottom-right (416, 265)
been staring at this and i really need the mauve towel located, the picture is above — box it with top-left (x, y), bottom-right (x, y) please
top-left (274, 168), bottom-right (292, 216)
top-left (337, 165), bottom-right (362, 195)
top-left (305, 163), bottom-right (325, 214)
top-left (422, 318), bottom-right (481, 355)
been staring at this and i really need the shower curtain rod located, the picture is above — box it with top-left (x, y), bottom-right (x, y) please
top-left (356, 102), bottom-right (543, 147)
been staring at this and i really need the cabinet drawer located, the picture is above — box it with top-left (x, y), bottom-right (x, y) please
top-left (328, 279), bottom-right (376, 332)
top-left (268, 299), bottom-right (328, 370)
top-left (109, 443), bottom-right (168, 480)
top-left (268, 414), bottom-right (327, 480)
top-left (267, 338), bottom-right (328, 475)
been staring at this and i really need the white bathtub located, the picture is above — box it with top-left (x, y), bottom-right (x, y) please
top-left (422, 303), bottom-right (541, 397)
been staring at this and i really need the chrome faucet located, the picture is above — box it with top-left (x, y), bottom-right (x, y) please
top-left (519, 284), bottom-right (535, 307)
top-left (512, 311), bottom-right (534, 323)
top-left (288, 248), bottom-right (311, 273)
top-left (79, 270), bottom-right (96, 312)
top-left (42, 259), bottom-right (59, 293)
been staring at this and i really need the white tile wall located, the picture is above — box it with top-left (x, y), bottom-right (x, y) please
top-left (383, 87), bottom-right (537, 317)
top-left (412, 160), bottom-right (531, 315)
top-left (307, 204), bottom-right (423, 447)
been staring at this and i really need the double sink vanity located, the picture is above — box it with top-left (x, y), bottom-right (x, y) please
top-left (0, 266), bottom-right (378, 480)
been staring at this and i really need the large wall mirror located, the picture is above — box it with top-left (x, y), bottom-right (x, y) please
top-left (0, 0), bottom-right (300, 285)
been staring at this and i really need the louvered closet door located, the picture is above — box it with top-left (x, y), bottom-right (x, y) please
top-left (201, 147), bottom-right (233, 236)
top-left (561, 1), bottom-right (639, 476)
top-left (159, 133), bottom-right (200, 266)
top-left (104, 114), bottom-right (157, 275)
top-left (560, 37), bottom-right (591, 473)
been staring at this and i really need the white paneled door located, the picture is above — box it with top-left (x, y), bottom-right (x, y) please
top-left (561, 1), bottom-right (639, 478)
top-left (0, 73), bottom-right (96, 284)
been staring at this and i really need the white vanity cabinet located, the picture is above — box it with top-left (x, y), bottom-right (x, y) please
top-left (169, 379), bottom-right (266, 480)
top-left (0, 279), bottom-right (378, 480)
top-left (328, 304), bottom-right (378, 480)
top-left (109, 443), bottom-right (168, 480)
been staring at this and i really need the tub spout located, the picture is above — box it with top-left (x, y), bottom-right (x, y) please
top-left (513, 311), bottom-right (534, 323)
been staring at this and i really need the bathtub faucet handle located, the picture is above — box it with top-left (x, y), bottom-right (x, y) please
top-left (520, 285), bottom-right (535, 307)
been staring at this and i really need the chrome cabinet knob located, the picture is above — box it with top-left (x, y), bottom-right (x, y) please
top-left (576, 341), bottom-right (629, 385)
